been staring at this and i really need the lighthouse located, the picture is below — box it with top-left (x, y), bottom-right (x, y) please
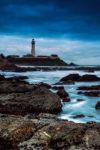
top-left (31, 39), bottom-right (35, 56)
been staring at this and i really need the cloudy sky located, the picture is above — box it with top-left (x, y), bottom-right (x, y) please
top-left (0, 0), bottom-right (100, 65)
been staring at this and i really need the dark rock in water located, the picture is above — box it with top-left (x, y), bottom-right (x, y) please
top-left (56, 86), bottom-right (70, 102)
top-left (60, 73), bottom-right (81, 82)
top-left (78, 74), bottom-right (100, 82)
top-left (77, 99), bottom-right (85, 102)
top-left (95, 101), bottom-right (100, 110)
top-left (78, 91), bottom-right (100, 97)
top-left (58, 74), bottom-right (80, 84)
top-left (72, 114), bottom-right (85, 119)
top-left (77, 85), bottom-right (100, 91)
top-left (58, 74), bottom-right (100, 84)
top-left (86, 68), bottom-right (95, 73)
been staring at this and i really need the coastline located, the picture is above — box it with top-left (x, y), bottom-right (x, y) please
top-left (0, 56), bottom-right (100, 149)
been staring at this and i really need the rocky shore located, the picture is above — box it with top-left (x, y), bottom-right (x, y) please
top-left (0, 56), bottom-right (100, 149)
top-left (0, 74), bottom-right (100, 149)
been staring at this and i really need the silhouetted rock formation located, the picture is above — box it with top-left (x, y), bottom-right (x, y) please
top-left (8, 56), bottom-right (68, 66)
top-left (58, 74), bottom-right (100, 84)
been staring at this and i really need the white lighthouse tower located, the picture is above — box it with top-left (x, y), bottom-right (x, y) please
top-left (31, 39), bottom-right (35, 57)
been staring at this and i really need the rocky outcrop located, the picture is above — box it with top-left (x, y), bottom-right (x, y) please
top-left (59, 73), bottom-right (80, 84)
top-left (8, 56), bottom-right (68, 66)
top-left (58, 74), bottom-right (100, 84)
top-left (79, 74), bottom-right (100, 82)
top-left (56, 86), bottom-right (70, 102)
top-left (95, 101), bottom-right (100, 109)
top-left (0, 114), bottom-right (100, 150)
top-left (78, 91), bottom-right (100, 97)
top-left (78, 85), bottom-right (100, 91)
top-left (0, 76), bottom-right (61, 115)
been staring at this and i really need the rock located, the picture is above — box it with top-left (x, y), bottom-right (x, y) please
top-left (95, 101), bottom-right (100, 109)
top-left (69, 62), bottom-right (77, 66)
top-left (77, 85), bottom-right (100, 90)
top-left (58, 74), bottom-right (100, 84)
top-left (78, 91), bottom-right (100, 97)
top-left (60, 74), bottom-right (81, 83)
top-left (0, 76), bottom-right (61, 115)
top-left (0, 85), bottom-right (61, 115)
top-left (72, 114), bottom-right (85, 119)
top-left (56, 86), bottom-right (70, 102)
top-left (39, 82), bottom-right (51, 89)
top-left (0, 114), bottom-right (100, 150)
top-left (77, 99), bottom-right (85, 102)
top-left (78, 74), bottom-right (100, 82)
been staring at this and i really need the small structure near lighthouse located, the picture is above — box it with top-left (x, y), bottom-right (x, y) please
top-left (31, 39), bottom-right (35, 56)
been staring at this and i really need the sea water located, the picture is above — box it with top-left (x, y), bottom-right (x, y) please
top-left (0, 69), bottom-right (100, 123)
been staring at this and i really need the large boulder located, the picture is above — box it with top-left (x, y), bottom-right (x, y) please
top-left (79, 74), bottom-right (100, 82)
top-left (0, 80), bottom-right (61, 115)
top-left (59, 74), bottom-right (81, 84)
top-left (78, 91), bottom-right (100, 97)
top-left (0, 76), bottom-right (62, 115)
top-left (77, 85), bottom-right (100, 91)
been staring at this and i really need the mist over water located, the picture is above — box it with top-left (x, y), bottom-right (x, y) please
top-left (0, 69), bottom-right (100, 123)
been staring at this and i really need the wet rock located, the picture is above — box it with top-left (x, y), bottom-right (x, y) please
top-left (0, 85), bottom-right (61, 115)
top-left (0, 76), bottom-right (61, 115)
top-left (0, 81), bottom-right (32, 94)
top-left (77, 99), bottom-right (85, 102)
top-left (0, 114), bottom-right (100, 150)
top-left (77, 85), bottom-right (100, 90)
top-left (95, 101), bottom-right (100, 110)
top-left (78, 74), bottom-right (100, 82)
top-left (52, 86), bottom-right (64, 91)
top-left (58, 74), bottom-right (100, 84)
top-left (39, 82), bottom-right (51, 89)
top-left (59, 74), bottom-right (80, 84)
top-left (72, 114), bottom-right (85, 119)
top-left (56, 86), bottom-right (70, 102)
top-left (78, 91), bottom-right (100, 97)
